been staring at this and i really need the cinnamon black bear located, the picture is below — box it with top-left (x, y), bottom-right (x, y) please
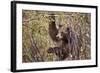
top-left (48, 26), bottom-right (80, 60)
top-left (48, 14), bottom-right (81, 60)
top-left (58, 26), bottom-right (80, 60)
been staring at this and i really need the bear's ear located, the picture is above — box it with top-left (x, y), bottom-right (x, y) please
top-left (66, 26), bottom-right (72, 32)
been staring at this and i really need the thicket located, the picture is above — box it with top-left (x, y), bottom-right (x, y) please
top-left (22, 10), bottom-right (91, 62)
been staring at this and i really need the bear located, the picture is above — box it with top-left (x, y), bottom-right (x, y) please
top-left (56, 26), bottom-right (80, 60)
top-left (48, 25), bottom-right (81, 61)
top-left (48, 14), bottom-right (81, 60)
